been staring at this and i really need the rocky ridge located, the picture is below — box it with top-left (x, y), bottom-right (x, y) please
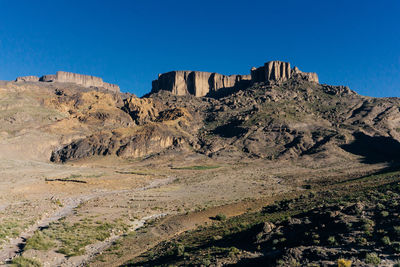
top-left (5, 60), bottom-right (400, 165)
top-left (151, 61), bottom-right (318, 97)
top-left (15, 71), bottom-right (120, 92)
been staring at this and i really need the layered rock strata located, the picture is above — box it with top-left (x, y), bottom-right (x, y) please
top-left (16, 71), bottom-right (120, 92)
top-left (152, 61), bottom-right (319, 97)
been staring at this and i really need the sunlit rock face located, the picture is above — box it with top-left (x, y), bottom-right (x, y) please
top-left (16, 71), bottom-right (120, 92)
top-left (152, 61), bottom-right (318, 97)
top-left (151, 70), bottom-right (251, 97)
top-left (251, 61), bottom-right (319, 84)
top-left (15, 76), bottom-right (40, 82)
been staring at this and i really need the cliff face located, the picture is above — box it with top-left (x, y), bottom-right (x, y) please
top-left (15, 76), bottom-right (40, 82)
top-left (16, 71), bottom-right (120, 92)
top-left (251, 61), bottom-right (292, 83)
top-left (251, 61), bottom-right (319, 84)
top-left (152, 61), bottom-right (318, 97)
top-left (152, 71), bottom-right (251, 97)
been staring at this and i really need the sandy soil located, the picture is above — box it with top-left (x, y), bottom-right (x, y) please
top-left (0, 149), bottom-right (385, 266)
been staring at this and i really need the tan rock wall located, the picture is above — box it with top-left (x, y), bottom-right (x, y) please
top-left (152, 71), bottom-right (251, 97)
top-left (15, 76), bottom-right (39, 82)
top-left (55, 71), bottom-right (120, 92)
top-left (251, 61), bottom-right (319, 84)
top-left (35, 71), bottom-right (120, 92)
top-left (39, 75), bottom-right (56, 82)
top-left (292, 66), bottom-right (319, 83)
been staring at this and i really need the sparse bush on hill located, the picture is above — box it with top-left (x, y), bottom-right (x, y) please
top-left (10, 256), bottom-right (42, 267)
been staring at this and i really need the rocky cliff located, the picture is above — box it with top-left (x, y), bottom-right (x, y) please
top-left (16, 71), bottom-right (120, 92)
top-left (15, 76), bottom-right (40, 82)
top-left (251, 61), bottom-right (318, 84)
top-left (151, 71), bottom-right (251, 97)
top-left (152, 61), bottom-right (319, 97)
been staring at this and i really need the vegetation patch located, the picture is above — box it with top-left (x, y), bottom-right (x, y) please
top-left (25, 218), bottom-right (129, 257)
top-left (172, 165), bottom-right (220, 170)
top-left (121, 170), bottom-right (400, 266)
top-left (10, 256), bottom-right (42, 267)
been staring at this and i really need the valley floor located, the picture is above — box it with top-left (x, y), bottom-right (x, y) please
top-left (0, 151), bottom-right (388, 266)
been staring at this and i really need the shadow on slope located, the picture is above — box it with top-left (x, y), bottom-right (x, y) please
top-left (341, 132), bottom-right (400, 164)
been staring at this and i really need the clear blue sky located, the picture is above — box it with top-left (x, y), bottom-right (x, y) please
top-left (0, 0), bottom-right (399, 97)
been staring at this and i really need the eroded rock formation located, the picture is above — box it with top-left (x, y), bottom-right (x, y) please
top-left (54, 71), bottom-right (120, 92)
top-left (16, 71), bottom-right (120, 92)
top-left (152, 61), bottom-right (319, 97)
top-left (152, 71), bottom-right (251, 97)
top-left (251, 61), bottom-right (319, 84)
top-left (15, 76), bottom-right (39, 82)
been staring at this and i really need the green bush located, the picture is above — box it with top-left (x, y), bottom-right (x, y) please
top-left (380, 211), bottom-right (389, 217)
top-left (327, 236), bottom-right (336, 245)
top-left (10, 256), bottom-right (42, 267)
top-left (382, 236), bottom-right (391, 245)
top-left (25, 231), bottom-right (55, 251)
top-left (214, 213), bottom-right (226, 221)
top-left (175, 243), bottom-right (185, 256)
top-left (365, 252), bottom-right (380, 265)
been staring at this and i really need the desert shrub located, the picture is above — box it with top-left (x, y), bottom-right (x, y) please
top-left (381, 236), bottom-right (391, 245)
top-left (25, 231), bottom-right (55, 251)
top-left (337, 258), bottom-right (352, 267)
top-left (365, 252), bottom-right (380, 265)
top-left (214, 213), bottom-right (226, 221)
top-left (10, 256), bottom-right (42, 267)
top-left (376, 203), bottom-right (385, 210)
top-left (175, 243), bottom-right (185, 256)
top-left (380, 211), bottom-right (389, 217)
top-left (394, 225), bottom-right (400, 236)
top-left (201, 258), bottom-right (211, 266)
top-left (312, 233), bottom-right (320, 244)
top-left (327, 236), bottom-right (336, 245)
top-left (356, 236), bottom-right (367, 245)
top-left (228, 246), bottom-right (240, 257)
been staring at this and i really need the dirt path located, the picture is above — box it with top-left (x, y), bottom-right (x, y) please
top-left (0, 176), bottom-right (175, 264)
top-left (90, 197), bottom-right (281, 267)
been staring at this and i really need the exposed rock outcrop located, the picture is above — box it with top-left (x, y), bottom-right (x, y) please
top-left (292, 66), bottom-right (319, 83)
top-left (16, 71), bottom-right (120, 92)
top-left (122, 97), bottom-right (159, 125)
top-left (152, 71), bottom-right (251, 97)
top-left (53, 71), bottom-right (119, 92)
top-left (152, 61), bottom-right (318, 97)
top-left (15, 76), bottom-right (39, 82)
top-left (39, 75), bottom-right (56, 82)
top-left (251, 61), bottom-right (319, 84)
top-left (251, 61), bottom-right (292, 83)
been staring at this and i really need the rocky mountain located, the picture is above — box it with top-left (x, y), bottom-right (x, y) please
top-left (151, 60), bottom-right (317, 97)
top-left (3, 60), bottom-right (400, 267)
top-left (2, 60), bottom-right (400, 166)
